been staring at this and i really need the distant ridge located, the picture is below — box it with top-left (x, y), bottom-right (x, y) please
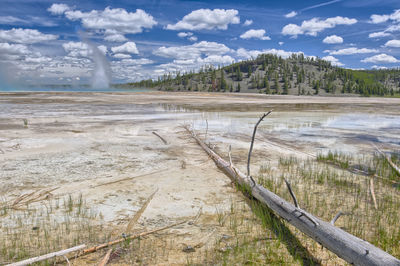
top-left (124, 53), bottom-right (400, 96)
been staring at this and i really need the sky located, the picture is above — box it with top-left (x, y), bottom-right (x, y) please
top-left (0, 0), bottom-right (400, 85)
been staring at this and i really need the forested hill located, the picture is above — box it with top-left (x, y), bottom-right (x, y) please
top-left (126, 54), bottom-right (400, 96)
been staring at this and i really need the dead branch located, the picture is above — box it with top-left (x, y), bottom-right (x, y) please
top-left (125, 188), bottom-right (158, 234)
top-left (82, 220), bottom-right (187, 255)
top-left (247, 111), bottom-right (272, 177)
top-left (373, 144), bottom-right (400, 176)
top-left (284, 178), bottom-right (299, 208)
top-left (92, 169), bottom-right (167, 188)
top-left (370, 178), bottom-right (378, 210)
top-left (98, 249), bottom-right (112, 266)
top-left (228, 145), bottom-right (233, 166)
top-left (184, 125), bottom-right (400, 266)
top-left (188, 207), bottom-right (203, 225)
top-left (7, 244), bottom-right (86, 266)
top-left (330, 211), bottom-right (344, 225)
top-left (152, 131), bottom-right (168, 145)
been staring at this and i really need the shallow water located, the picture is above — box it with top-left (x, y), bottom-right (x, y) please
top-left (0, 86), bottom-right (150, 92)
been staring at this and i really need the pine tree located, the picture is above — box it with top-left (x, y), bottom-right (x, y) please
top-left (236, 66), bottom-right (243, 81)
top-left (220, 70), bottom-right (227, 91)
top-left (236, 83), bottom-right (241, 92)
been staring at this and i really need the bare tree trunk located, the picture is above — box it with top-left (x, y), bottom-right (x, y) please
top-left (185, 126), bottom-right (400, 266)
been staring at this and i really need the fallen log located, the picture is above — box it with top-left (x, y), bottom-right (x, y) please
top-left (184, 124), bottom-right (400, 266)
top-left (6, 244), bottom-right (86, 266)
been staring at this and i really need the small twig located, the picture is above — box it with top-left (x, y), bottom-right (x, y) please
top-left (82, 220), bottom-right (187, 256)
top-left (370, 178), bottom-right (378, 210)
top-left (228, 145), bottom-right (232, 167)
top-left (63, 255), bottom-right (71, 266)
top-left (205, 119), bottom-right (208, 141)
top-left (98, 249), bottom-right (112, 266)
top-left (92, 169), bottom-right (167, 188)
top-left (330, 211), bottom-right (349, 225)
top-left (152, 131), bottom-right (168, 145)
top-left (373, 143), bottom-right (400, 176)
top-left (188, 207), bottom-right (203, 225)
top-left (125, 188), bottom-right (158, 234)
top-left (247, 111), bottom-right (272, 177)
top-left (284, 178), bottom-right (299, 208)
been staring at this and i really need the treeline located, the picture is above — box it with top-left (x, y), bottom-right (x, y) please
top-left (127, 53), bottom-right (400, 96)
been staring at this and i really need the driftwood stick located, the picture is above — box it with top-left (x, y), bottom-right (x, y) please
top-left (125, 188), bottom-right (158, 234)
top-left (185, 125), bottom-right (400, 266)
top-left (63, 255), bottom-right (71, 266)
top-left (247, 111), bottom-right (272, 177)
top-left (152, 131), bottom-right (168, 145)
top-left (188, 207), bottom-right (203, 225)
top-left (373, 144), bottom-right (400, 176)
top-left (228, 145), bottom-right (233, 166)
top-left (82, 220), bottom-right (187, 255)
top-left (98, 248), bottom-right (112, 266)
top-left (205, 119), bottom-right (208, 141)
top-left (7, 244), bottom-right (86, 266)
top-left (284, 178), bottom-right (299, 208)
top-left (92, 169), bottom-right (167, 188)
top-left (370, 178), bottom-right (378, 210)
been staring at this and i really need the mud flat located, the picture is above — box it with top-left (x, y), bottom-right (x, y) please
top-left (1, 92), bottom-right (400, 264)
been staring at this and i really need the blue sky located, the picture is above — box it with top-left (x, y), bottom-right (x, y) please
top-left (1, 0), bottom-right (400, 84)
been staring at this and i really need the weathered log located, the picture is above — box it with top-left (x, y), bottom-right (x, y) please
top-left (6, 244), bottom-right (86, 266)
top-left (373, 144), bottom-right (400, 177)
top-left (185, 125), bottom-right (400, 266)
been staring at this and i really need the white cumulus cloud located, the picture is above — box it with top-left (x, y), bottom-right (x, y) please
top-left (0, 42), bottom-right (30, 55)
top-left (285, 11), bottom-right (297, 18)
top-left (177, 32), bottom-right (193, 38)
top-left (236, 47), bottom-right (304, 59)
top-left (111, 42), bottom-right (139, 54)
top-left (371, 65), bottom-right (388, 70)
top-left (57, 7), bottom-right (156, 41)
top-left (369, 32), bottom-right (391, 38)
top-left (323, 35), bottom-right (343, 44)
top-left (47, 3), bottom-right (71, 15)
top-left (0, 28), bottom-right (58, 44)
top-left (240, 29), bottom-right (271, 40)
top-left (322, 55), bottom-right (344, 66)
top-left (113, 53), bottom-right (131, 59)
top-left (325, 47), bottom-right (378, 55)
top-left (384, 40), bottom-right (400, 47)
top-left (370, 9), bottom-right (400, 24)
top-left (166, 9), bottom-right (240, 31)
top-left (361, 53), bottom-right (399, 63)
top-left (282, 16), bottom-right (357, 37)
top-left (243, 19), bottom-right (253, 26)
top-left (154, 41), bottom-right (231, 60)
top-left (62, 41), bottom-right (107, 58)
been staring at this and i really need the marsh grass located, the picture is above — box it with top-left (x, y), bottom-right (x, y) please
top-left (258, 151), bottom-right (400, 260)
top-left (0, 194), bottom-right (110, 265)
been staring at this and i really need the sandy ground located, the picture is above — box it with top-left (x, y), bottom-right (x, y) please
top-left (1, 92), bottom-right (400, 264)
